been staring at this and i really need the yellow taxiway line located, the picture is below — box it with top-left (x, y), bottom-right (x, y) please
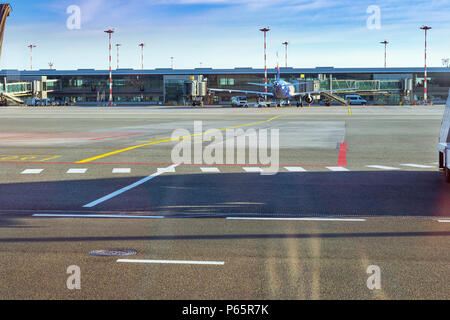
top-left (76, 115), bottom-right (281, 164)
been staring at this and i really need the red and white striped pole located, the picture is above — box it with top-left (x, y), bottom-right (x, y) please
top-left (105, 29), bottom-right (114, 106)
top-left (27, 44), bottom-right (36, 70)
top-left (380, 40), bottom-right (388, 68)
top-left (421, 26), bottom-right (432, 105)
top-left (260, 28), bottom-right (270, 98)
top-left (116, 44), bottom-right (121, 69)
top-left (282, 41), bottom-right (289, 68)
top-left (139, 43), bottom-right (145, 70)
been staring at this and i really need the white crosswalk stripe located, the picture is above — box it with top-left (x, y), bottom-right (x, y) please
top-left (67, 169), bottom-right (87, 174)
top-left (326, 167), bottom-right (349, 172)
top-left (284, 167), bottom-right (307, 172)
top-left (400, 164), bottom-right (435, 169)
top-left (21, 169), bottom-right (44, 174)
top-left (243, 167), bottom-right (263, 173)
top-left (200, 167), bottom-right (221, 173)
top-left (10, 163), bottom-right (440, 176)
top-left (112, 168), bottom-right (131, 174)
top-left (367, 165), bottom-right (400, 170)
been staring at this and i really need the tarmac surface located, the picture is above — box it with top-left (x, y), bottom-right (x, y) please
top-left (0, 105), bottom-right (448, 299)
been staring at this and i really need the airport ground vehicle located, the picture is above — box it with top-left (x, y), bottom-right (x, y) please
top-left (51, 99), bottom-right (68, 106)
top-left (0, 96), bottom-right (7, 106)
top-left (25, 98), bottom-right (51, 106)
top-left (231, 96), bottom-right (249, 108)
top-left (346, 94), bottom-right (367, 106)
top-left (438, 90), bottom-right (450, 183)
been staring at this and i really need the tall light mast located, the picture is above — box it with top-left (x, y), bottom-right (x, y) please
top-left (139, 43), bottom-right (145, 70)
top-left (282, 41), bottom-right (289, 68)
top-left (260, 27), bottom-right (270, 97)
top-left (116, 44), bottom-right (121, 69)
top-left (420, 25), bottom-right (432, 104)
top-left (104, 29), bottom-right (115, 106)
top-left (380, 40), bottom-right (388, 68)
top-left (27, 44), bottom-right (36, 70)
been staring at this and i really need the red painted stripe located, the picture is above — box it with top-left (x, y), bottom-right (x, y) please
top-left (338, 142), bottom-right (347, 167)
top-left (88, 132), bottom-right (143, 141)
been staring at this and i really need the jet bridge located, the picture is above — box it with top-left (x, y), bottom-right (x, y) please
top-left (0, 78), bottom-right (61, 106)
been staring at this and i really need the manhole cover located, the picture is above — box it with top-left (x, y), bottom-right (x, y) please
top-left (89, 249), bottom-right (137, 257)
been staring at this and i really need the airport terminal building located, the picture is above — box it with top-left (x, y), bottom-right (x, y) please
top-left (1, 67), bottom-right (449, 105)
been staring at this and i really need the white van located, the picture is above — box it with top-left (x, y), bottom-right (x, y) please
top-left (345, 95), bottom-right (368, 106)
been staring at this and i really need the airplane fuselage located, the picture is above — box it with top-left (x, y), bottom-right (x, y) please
top-left (272, 80), bottom-right (296, 100)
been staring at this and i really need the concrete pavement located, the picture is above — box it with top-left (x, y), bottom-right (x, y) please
top-left (0, 105), bottom-right (448, 299)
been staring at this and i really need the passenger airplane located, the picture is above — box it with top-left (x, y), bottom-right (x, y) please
top-left (210, 66), bottom-right (355, 107)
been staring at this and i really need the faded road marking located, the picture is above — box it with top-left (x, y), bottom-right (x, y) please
top-left (76, 116), bottom-right (281, 163)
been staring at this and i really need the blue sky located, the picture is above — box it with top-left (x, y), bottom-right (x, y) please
top-left (2, 0), bottom-right (450, 70)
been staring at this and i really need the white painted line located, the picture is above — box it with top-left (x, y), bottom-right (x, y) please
top-left (21, 169), bottom-right (44, 174)
top-left (227, 217), bottom-right (366, 222)
top-left (366, 165), bottom-right (401, 170)
top-left (113, 168), bottom-right (131, 174)
top-left (400, 164), bottom-right (435, 169)
top-left (326, 167), bottom-right (350, 172)
top-left (243, 167), bottom-right (262, 173)
top-left (438, 220), bottom-right (450, 223)
top-left (200, 167), bottom-right (221, 173)
top-left (84, 164), bottom-right (179, 208)
top-left (67, 169), bottom-right (87, 174)
top-left (285, 167), bottom-right (307, 172)
top-left (117, 259), bottom-right (225, 265)
top-left (33, 214), bottom-right (164, 219)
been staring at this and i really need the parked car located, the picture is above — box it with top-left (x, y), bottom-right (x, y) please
top-left (52, 99), bottom-right (68, 106)
top-left (231, 96), bottom-right (248, 108)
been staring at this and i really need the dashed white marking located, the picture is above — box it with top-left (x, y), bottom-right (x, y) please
top-left (438, 220), bottom-right (450, 223)
top-left (285, 167), bottom-right (307, 172)
top-left (21, 169), bottom-right (44, 174)
top-left (366, 165), bottom-right (400, 170)
top-left (67, 169), bottom-right (87, 174)
top-left (400, 164), bottom-right (435, 169)
top-left (157, 166), bottom-right (177, 174)
top-left (227, 217), bottom-right (366, 222)
top-left (326, 167), bottom-right (349, 172)
top-left (113, 168), bottom-right (131, 174)
top-left (243, 167), bottom-right (263, 173)
top-left (200, 167), bottom-right (221, 173)
top-left (84, 164), bottom-right (179, 208)
top-left (33, 214), bottom-right (164, 219)
top-left (117, 259), bottom-right (225, 265)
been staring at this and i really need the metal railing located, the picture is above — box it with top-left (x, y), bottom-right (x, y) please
top-left (319, 80), bottom-right (402, 91)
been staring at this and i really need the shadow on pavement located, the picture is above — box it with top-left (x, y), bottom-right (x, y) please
top-left (0, 231), bottom-right (449, 244)
top-left (0, 171), bottom-right (449, 217)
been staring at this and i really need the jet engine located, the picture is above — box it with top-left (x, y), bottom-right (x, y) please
top-left (303, 95), bottom-right (315, 104)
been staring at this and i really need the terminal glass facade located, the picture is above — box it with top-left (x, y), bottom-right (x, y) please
top-left (2, 68), bottom-right (449, 105)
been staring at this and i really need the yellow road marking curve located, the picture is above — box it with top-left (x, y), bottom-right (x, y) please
top-left (76, 115), bottom-right (281, 164)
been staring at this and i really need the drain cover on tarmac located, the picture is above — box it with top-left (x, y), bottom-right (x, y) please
top-left (89, 249), bottom-right (137, 257)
